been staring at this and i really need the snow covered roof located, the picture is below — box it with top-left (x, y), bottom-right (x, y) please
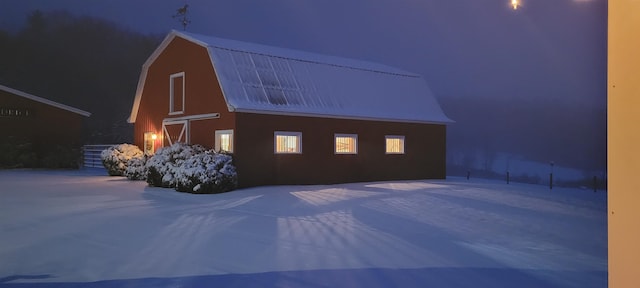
top-left (0, 84), bottom-right (91, 117)
top-left (129, 30), bottom-right (452, 124)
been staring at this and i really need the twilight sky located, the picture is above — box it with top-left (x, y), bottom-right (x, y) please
top-left (0, 0), bottom-right (606, 109)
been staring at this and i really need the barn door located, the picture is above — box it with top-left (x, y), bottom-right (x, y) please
top-left (162, 119), bottom-right (189, 146)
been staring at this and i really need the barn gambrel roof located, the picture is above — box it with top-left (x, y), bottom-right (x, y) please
top-left (129, 30), bottom-right (452, 124)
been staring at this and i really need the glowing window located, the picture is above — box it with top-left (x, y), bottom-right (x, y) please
top-left (169, 72), bottom-right (185, 114)
top-left (385, 135), bottom-right (405, 154)
top-left (335, 134), bottom-right (358, 154)
top-left (215, 130), bottom-right (234, 153)
top-left (275, 132), bottom-right (302, 154)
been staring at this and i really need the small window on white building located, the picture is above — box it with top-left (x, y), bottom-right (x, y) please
top-left (335, 134), bottom-right (358, 154)
top-left (215, 130), bottom-right (234, 153)
top-left (385, 135), bottom-right (405, 154)
top-left (275, 131), bottom-right (302, 154)
top-left (169, 72), bottom-right (185, 114)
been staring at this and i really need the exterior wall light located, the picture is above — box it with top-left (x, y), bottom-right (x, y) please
top-left (144, 132), bottom-right (158, 155)
top-left (511, 0), bottom-right (520, 10)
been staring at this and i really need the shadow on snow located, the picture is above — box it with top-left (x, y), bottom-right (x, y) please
top-left (0, 267), bottom-right (606, 288)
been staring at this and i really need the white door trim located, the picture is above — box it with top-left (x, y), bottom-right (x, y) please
top-left (162, 119), bottom-right (189, 146)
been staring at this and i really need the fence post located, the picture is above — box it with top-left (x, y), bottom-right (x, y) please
top-left (549, 173), bottom-right (553, 190)
top-left (506, 171), bottom-right (510, 184)
top-left (467, 171), bottom-right (470, 180)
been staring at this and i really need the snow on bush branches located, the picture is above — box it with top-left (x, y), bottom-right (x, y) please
top-left (175, 151), bottom-right (237, 194)
top-left (103, 143), bottom-right (238, 193)
top-left (145, 142), bottom-right (237, 194)
top-left (145, 142), bottom-right (206, 188)
top-left (101, 144), bottom-right (144, 176)
top-left (124, 157), bottom-right (147, 180)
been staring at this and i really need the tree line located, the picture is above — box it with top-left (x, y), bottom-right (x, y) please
top-left (0, 10), bottom-right (162, 144)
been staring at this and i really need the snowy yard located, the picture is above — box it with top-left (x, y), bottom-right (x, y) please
top-left (0, 169), bottom-right (607, 287)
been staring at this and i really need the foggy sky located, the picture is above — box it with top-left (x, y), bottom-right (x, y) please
top-left (0, 0), bottom-right (607, 108)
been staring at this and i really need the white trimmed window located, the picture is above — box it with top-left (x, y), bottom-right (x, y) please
top-left (335, 134), bottom-right (358, 154)
top-left (275, 131), bottom-right (302, 154)
top-left (169, 72), bottom-right (185, 114)
top-left (385, 135), bottom-right (405, 154)
top-left (215, 130), bottom-right (234, 153)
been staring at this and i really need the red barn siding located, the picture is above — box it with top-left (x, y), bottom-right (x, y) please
top-left (234, 112), bottom-right (446, 187)
top-left (0, 89), bottom-right (85, 165)
top-left (189, 118), bottom-right (235, 148)
top-left (131, 33), bottom-right (449, 188)
top-left (133, 37), bottom-right (236, 150)
top-left (1, 90), bottom-right (84, 145)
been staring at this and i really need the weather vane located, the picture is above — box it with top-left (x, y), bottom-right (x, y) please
top-left (173, 4), bottom-right (191, 30)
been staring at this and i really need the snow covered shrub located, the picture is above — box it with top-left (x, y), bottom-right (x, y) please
top-left (144, 142), bottom-right (206, 188)
top-left (175, 151), bottom-right (237, 194)
top-left (101, 144), bottom-right (144, 176)
top-left (124, 156), bottom-right (147, 180)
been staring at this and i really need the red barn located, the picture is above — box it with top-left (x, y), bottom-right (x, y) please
top-left (0, 84), bottom-right (90, 167)
top-left (129, 30), bottom-right (453, 187)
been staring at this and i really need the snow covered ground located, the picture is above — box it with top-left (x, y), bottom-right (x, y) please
top-left (0, 169), bottom-right (607, 287)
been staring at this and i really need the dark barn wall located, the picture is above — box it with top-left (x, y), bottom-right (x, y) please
top-left (1, 90), bottom-right (84, 144)
top-left (0, 89), bottom-right (85, 165)
top-left (235, 112), bottom-right (446, 187)
top-left (133, 36), bottom-right (236, 150)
